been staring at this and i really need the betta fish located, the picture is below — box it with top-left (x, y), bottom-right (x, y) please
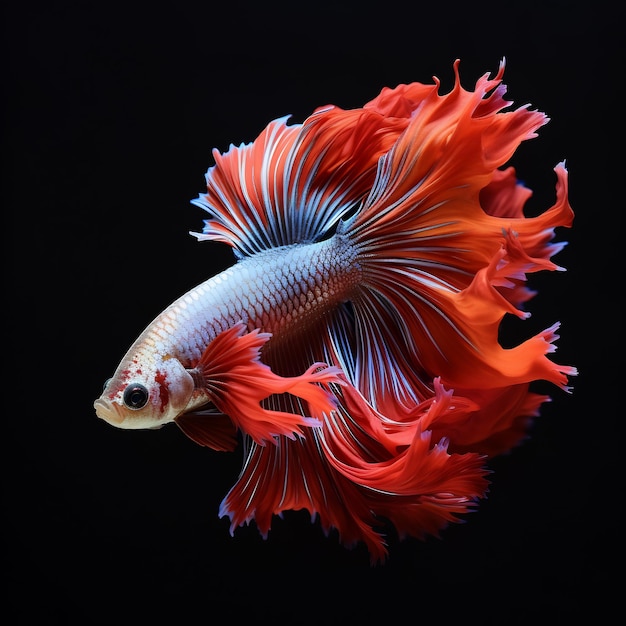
top-left (94, 59), bottom-right (576, 563)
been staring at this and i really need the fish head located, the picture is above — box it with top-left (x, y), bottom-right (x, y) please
top-left (94, 354), bottom-right (195, 430)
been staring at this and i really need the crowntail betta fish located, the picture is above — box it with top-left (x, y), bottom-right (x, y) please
top-left (94, 59), bottom-right (576, 563)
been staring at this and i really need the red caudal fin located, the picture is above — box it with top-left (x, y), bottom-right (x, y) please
top-left (187, 323), bottom-right (343, 446)
top-left (340, 61), bottom-right (575, 417)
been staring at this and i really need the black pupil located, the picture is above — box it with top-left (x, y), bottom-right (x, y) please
top-left (124, 384), bottom-right (149, 409)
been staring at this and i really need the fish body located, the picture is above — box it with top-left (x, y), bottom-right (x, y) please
top-left (96, 236), bottom-right (359, 431)
top-left (94, 60), bottom-right (576, 562)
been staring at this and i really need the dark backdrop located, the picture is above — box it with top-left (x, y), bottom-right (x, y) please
top-left (4, 1), bottom-right (620, 624)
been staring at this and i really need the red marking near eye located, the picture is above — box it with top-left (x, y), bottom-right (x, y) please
top-left (155, 370), bottom-right (169, 413)
top-left (109, 368), bottom-right (132, 399)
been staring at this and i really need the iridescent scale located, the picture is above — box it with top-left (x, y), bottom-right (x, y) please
top-left (145, 234), bottom-right (360, 368)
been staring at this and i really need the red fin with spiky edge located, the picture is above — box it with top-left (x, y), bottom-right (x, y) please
top-left (342, 61), bottom-right (575, 417)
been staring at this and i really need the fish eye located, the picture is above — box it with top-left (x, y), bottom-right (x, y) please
top-left (123, 383), bottom-right (149, 410)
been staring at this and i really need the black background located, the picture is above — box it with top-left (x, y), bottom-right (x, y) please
top-left (4, 1), bottom-right (621, 624)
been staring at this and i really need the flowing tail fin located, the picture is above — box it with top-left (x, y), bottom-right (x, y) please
top-left (340, 61), bottom-right (576, 429)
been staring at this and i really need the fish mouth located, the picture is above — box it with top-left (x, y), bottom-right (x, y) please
top-left (94, 398), bottom-right (125, 426)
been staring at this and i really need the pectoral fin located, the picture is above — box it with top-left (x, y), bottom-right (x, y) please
top-left (191, 322), bottom-right (344, 446)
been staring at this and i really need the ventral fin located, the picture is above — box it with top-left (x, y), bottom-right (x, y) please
top-left (175, 410), bottom-right (238, 452)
